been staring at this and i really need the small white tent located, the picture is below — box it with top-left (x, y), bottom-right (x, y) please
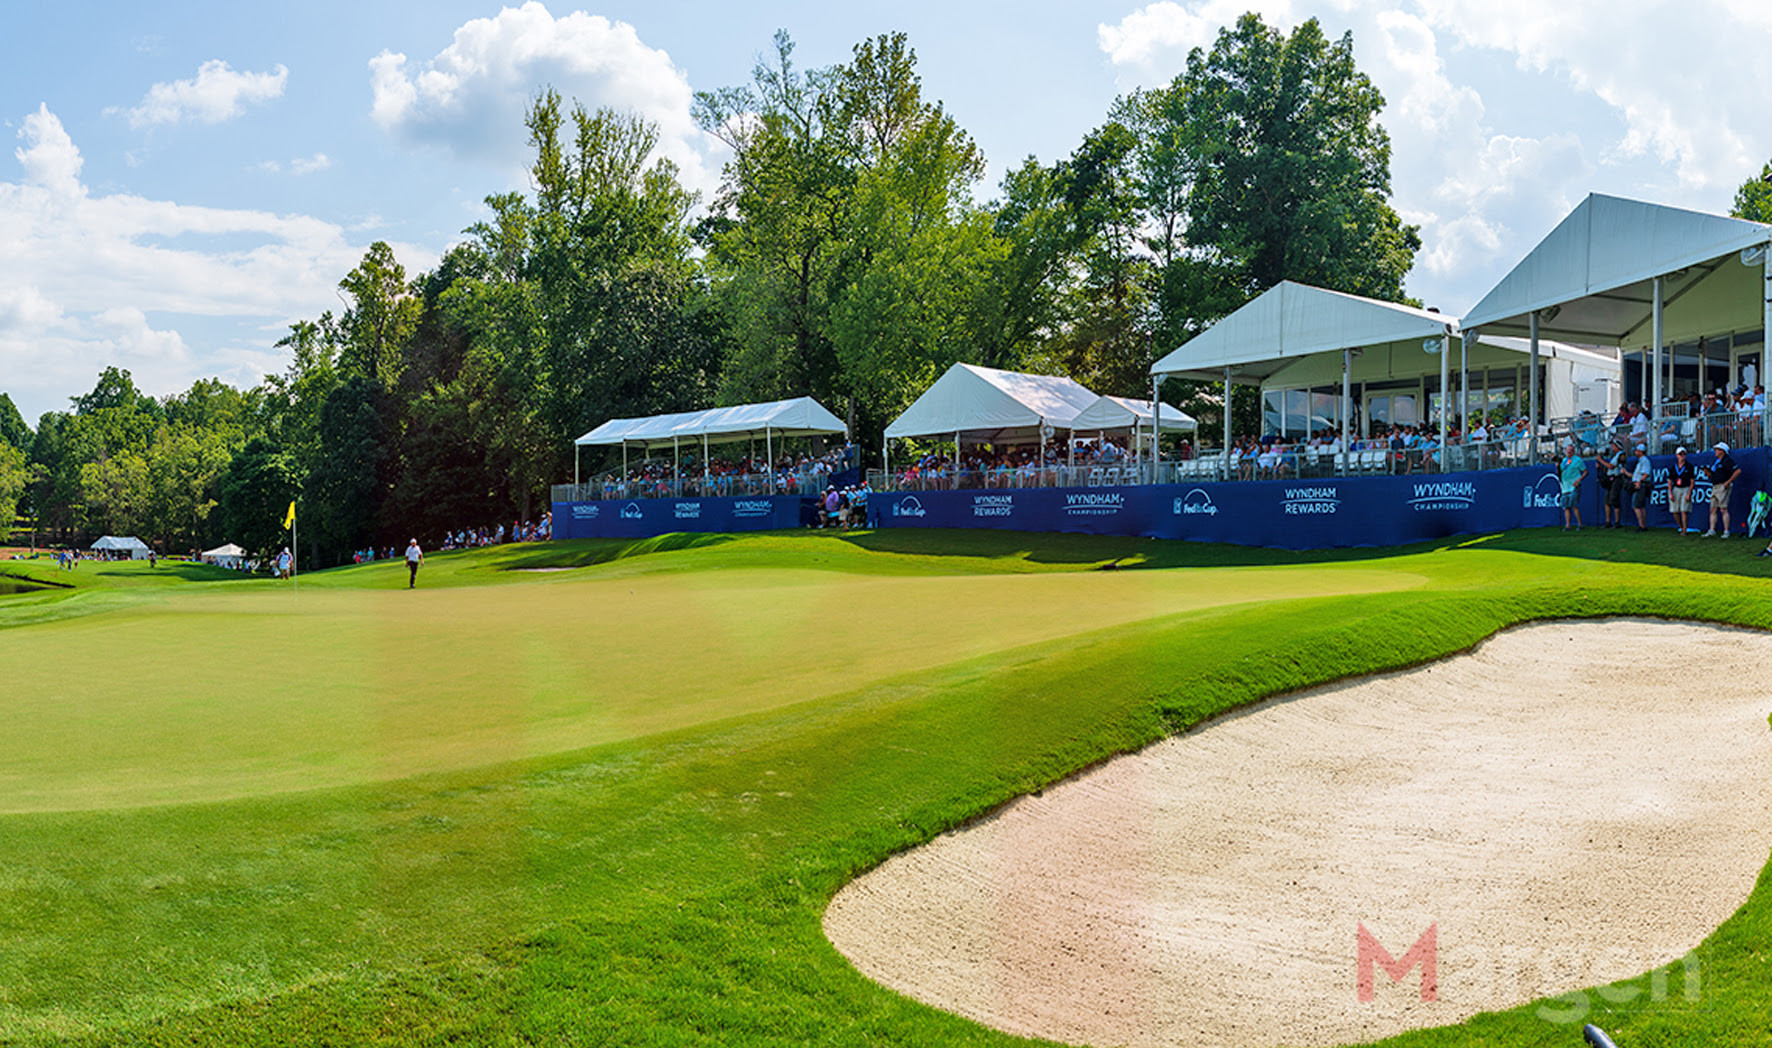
top-left (200, 543), bottom-right (248, 569)
top-left (1069, 395), bottom-right (1196, 434)
top-left (91, 536), bottom-right (151, 560)
top-left (884, 363), bottom-right (1099, 443)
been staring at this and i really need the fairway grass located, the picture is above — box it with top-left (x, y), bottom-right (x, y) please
top-left (2, 530), bottom-right (1771, 1046)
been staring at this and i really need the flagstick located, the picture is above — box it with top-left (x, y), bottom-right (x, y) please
top-left (292, 506), bottom-right (298, 597)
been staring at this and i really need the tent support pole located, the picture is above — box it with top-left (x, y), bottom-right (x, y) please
top-left (766, 427), bottom-right (772, 490)
top-left (574, 443), bottom-right (579, 489)
top-left (1529, 314), bottom-right (1541, 465)
top-left (1439, 330), bottom-right (1449, 471)
top-left (957, 430), bottom-right (963, 490)
top-left (1341, 349), bottom-right (1351, 477)
top-left (702, 432), bottom-right (709, 495)
top-left (1653, 275), bottom-right (1664, 454)
top-left (1460, 332), bottom-right (1470, 445)
top-left (1223, 367), bottom-right (1233, 481)
top-left (1151, 374), bottom-right (1160, 484)
top-left (622, 443), bottom-right (628, 497)
top-left (674, 436), bottom-right (680, 498)
top-left (1764, 244), bottom-right (1772, 448)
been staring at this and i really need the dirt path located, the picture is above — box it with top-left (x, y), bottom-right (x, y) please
top-left (824, 620), bottom-right (1772, 1048)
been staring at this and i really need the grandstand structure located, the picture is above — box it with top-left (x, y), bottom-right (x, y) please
top-left (553, 193), bottom-right (1772, 549)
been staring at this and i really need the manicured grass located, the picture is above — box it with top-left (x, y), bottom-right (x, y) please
top-left (1, 529), bottom-right (1770, 1046)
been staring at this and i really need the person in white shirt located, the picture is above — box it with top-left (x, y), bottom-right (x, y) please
top-left (405, 539), bottom-right (424, 589)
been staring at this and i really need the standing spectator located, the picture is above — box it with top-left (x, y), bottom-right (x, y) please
top-left (1597, 438), bottom-right (1624, 529)
top-left (1702, 442), bottom-right (1742, 537)
top-left (1628, 443), bottom-right (1652, 531)
top-left (1666, 446), bottom-right (1695, 535)
top-left (405, 538), bottom-right (424, 588)
top-left (1557, 443), bottom-right (1586, 531)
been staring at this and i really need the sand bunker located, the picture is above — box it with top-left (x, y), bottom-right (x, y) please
top-left (825, 619), bottom-right (1772, 1048)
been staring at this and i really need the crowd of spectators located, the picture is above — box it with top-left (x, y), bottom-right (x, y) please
top-left (595, 444), bottom-right (858, 500)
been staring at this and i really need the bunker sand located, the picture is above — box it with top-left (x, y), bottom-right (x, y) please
top-left (825, 619), bottom-right (1772, 1048)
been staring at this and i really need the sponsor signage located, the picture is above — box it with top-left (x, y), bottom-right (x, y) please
top-left (892, 496), bottom-right (928, 518)
top-left (674, 501), bottom-right (702, 520)
top-left (1408, 481), bottom-right (1476, 512)
top-left (1282, 485), bottom-right (1340, 515)
top-left (1522, 473), bottom-right (1561, 509)
top-left (572, 503), bottom-right (600, 519)
top-left (1065, 492), bottom-right (1123, 516)
top-left (620, 502), bottom-right (644, 520)
top-left (972, 493), bottom-right (1013, 518)
top-left (733, 499), bottom-right (773, 519)
top-left (1173, 488), bottom-right (1219, 516)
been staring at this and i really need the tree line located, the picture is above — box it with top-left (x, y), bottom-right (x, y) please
top-left (3, 15), bottom-right (1425, 563)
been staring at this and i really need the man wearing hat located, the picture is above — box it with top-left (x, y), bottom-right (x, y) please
top-left (1596, 437), bottom-right (1625, 528)
top-left (1666, 446), bottom-right (1696, 534)
top-left (1701, 443), bottom-right (1741, 537)
top-left (1627, 443), bottom-right (1652, 531)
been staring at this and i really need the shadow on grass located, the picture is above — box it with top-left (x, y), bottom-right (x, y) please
top-left (835, 528), bottom-right (1467, 570)
top-left (1470, 526), bottom-right (1772, 579)
top-left (490, 532), bottom-right (735, 571)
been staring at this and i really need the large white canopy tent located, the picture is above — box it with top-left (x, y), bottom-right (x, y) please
top-left (572, 396), bottom-right (847, 486)
top-left (1149, 282), bottom-right (1467, 472)
top-left (91, 535), bottom-right (151, 559)
top-left (882, 362), bottom-right (1100, 473)
top-left (200, 542), bottom-right (248, 569)
top-left (1462, 193), bottom-right (1772, 452)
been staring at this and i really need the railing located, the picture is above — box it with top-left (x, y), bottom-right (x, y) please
top-left (552, 468), bottom-right (842, 504)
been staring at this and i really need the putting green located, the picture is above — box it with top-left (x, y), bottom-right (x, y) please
top-left (0, 562), bottom-right (1420, 812)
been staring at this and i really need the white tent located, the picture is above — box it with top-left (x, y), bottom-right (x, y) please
top-left (200, 542), bottom-right (248, 569)
top-left (1070, 395), bottom-right (1197, 433)
top-left (91, 535), bottom-right (151, 559)
top-left (884, 362), bottom-right (1099, 442)
top-left (571, 396), bottom-right (847, 485)
top-left (1461, 193), bottom-right (1772, 450)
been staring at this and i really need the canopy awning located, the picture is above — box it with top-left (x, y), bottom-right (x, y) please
top-left (91, 535), bottom-right (149, 551)
top-left (1150, 281), bottom-right (1459, 384)
top-left (1069, 395), bottom-right (1196, 432)
top-left (574, 397), bottom-right (846, 450)
top-left (884, 362), bottom-right (1099, 441)
top-left (200, 543), bottom-right (247, 558)
top-left (1462, 193), bottom-right (1772, 346)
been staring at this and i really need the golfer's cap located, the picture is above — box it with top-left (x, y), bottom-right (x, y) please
top-left (1635, 443), bottom-right (1647, 451)
top-left (1677, 446), bottom-right (1688, 454)
top-left (1714, 442), bottom-right (1730, 452)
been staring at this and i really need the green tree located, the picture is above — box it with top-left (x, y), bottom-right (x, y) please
top-left (0, 441), bottom-right (27, 541)
top-left (1731, 161), bottom-right (1772, 223)
top-left (308, 376), bottom-right (390, 562)
top-left (0, 393), bottom-right (29, 450)
top-left (337, 242), bottom-right (422, 388)
top-left (217, 437), bottom-right (300, 561)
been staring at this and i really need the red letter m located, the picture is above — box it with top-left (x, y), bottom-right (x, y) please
top-left (1357, 922), bottom-right (1437, 1002)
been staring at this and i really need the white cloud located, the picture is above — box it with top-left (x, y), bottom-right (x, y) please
top-left (368, 2), bottom-right (720, 193)
top-left (0, 107), bottom-right (426, 420)
top-left (290, 152), bottom-right (331, 175)
top-left (1098, 1), bottom-right (1772, 313)
top-left (119, 59), bottom-right (288, 128)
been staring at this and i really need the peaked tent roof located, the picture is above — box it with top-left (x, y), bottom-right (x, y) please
top-left (1462, 193), bottom-right (1772, 345)
top-left (575, 397), bottom-right (846, 450)
top-left (201, 543), bottom-right (248, 558)
top-left (91, 535), bottom-right (149, 551)
top-left (1148, 281), bottom-right (1458, 383)
top-left (1070, 395), bottom-right (1197, 432)
top-left (884, 363), bottom-right (1099, 440)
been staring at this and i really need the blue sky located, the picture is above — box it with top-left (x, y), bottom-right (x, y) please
top-left (5, 0), bottom-right (1772, 424)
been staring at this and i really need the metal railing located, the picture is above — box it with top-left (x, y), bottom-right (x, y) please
top-left (552, 467), bottom-right (847, 504)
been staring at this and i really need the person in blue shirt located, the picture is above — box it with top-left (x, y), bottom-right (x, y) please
top-left (1558, 443), bottom-right (1586, 531)
top-left (1666, 446), bottom-right (1695, 534)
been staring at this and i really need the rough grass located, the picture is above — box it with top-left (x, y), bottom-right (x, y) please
top-left (1, 529), bottom-right (1770, 1046)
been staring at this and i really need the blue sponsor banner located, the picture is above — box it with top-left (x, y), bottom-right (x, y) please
top-left (556, 449), bottom-right (1766, 548)
top-left (552, 495), bottom-right (807, 539)
top-left (1591, 447), bottom-right (1768, 531)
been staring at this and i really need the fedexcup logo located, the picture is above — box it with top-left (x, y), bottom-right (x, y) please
top-left (1066, 491), bottom-right (1124, 516)
top-left (1283, 485), bottom-right (1340, 515)
top-left (733, 499), bottom-right (772, 518)
top-left (892, 496), bottom-right (927, 518)
top-left (620, 501), bottom-right (644, 520)
top-left (1523, 473), bottom-right (1561, 509)
top-left (1410, 481), bottom-right (1476, 511)
top-left (674, 501), bottom-right (701, 520)
top-left (1174, 488), bottom-right (1219, 516)
top-left (972, 493), bottom-right (1013, 518)
top-left (572, 503), bottom-right (600, 519)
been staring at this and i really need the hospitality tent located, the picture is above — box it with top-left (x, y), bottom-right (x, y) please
top-left (200, 542), bottom-right (248, 569)
top-left (91, 535), bottom-right (151, 560)
top-left (1068, 395), bottom-right (1196, 462)
top-left (883, 362), bottom-right (1100, 473)
top-left (572, 396), bottom-right (846, 484)
top-left (1462, 193), bottom-right (1772, 448)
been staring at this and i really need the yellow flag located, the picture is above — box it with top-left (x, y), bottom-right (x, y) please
top-left (283, 501), bottom-right (296, 530)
